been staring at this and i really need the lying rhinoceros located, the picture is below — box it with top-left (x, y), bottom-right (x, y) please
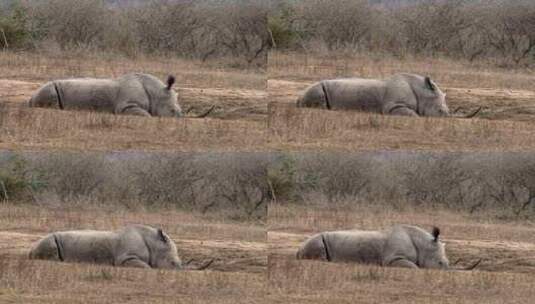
top-left (297, 73), bottom-right (480, 118)
top-left (297, 225), bottom-right (449, 269)
top-left (29, 224), bottom-right (211, 270)
top-left (29, 73), bottom-right (195, 118)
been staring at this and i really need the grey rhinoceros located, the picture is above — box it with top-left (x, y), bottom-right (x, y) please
top-left (297, 73), bottom-right (480, 118)
top-left (296, 225), bottom-right (449, 269)
top-left (29, 73), bottom-right (193, 118)
top-left (29, 225), bottom-right (211, 270)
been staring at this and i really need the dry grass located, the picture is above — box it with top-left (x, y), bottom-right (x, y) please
top-left (0, 203), bottom-right (266, 303)
top-left (1, 52), bottom-right (265, 90)
top-left (268, 259), bottom-right (535, 304)
top-left (268, 52), bottom-right (535, 90)
top-left (267, 103), bottom-right (535, 152)
top-left (0, 257), bottom-right (266, 304)
top-left (0, 105), bottom-right (267, 152)
top-left (268, 203), bottom-right (535, 303)
top-left (0, 204), bottom-right (266, 272)
top-left (269, 52), bottom-right (535, 123)
top-left (2, 51), bottom-right (535, 152)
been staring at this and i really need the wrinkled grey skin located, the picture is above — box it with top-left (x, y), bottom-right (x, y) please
top-left (297, 73), bottom-right (449, 117)
top-left (29, 73), bottom-right (182, 117)
top-left (296, 225), bottom-right (449, 270)
top-left (29, 225), bottom-right (182, 269)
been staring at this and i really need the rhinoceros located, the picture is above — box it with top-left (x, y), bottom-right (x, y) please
top-left (28, 73), bottom-right (212, 118)
top-left (28, 224), bottom-right (211, 270)
top-left (297, 73), bottom-right (480, 118)
top-left (296, 225), bottom-right (449, 269)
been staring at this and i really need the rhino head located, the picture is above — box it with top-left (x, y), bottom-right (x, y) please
top-left (418, 227), bottom-right (449, 269)
top-left (150, 228), bottom-right (183, 269)
top-left (151, 75), bottom-right (183, 118)
top-left (417, 76), bottom-right (481, 119)
top-left (416, 77), bottom-right (449, 117)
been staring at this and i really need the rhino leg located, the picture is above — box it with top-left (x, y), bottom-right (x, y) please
top-left (297, 83), bottom-right (329, 109)
top-left (29, 82), bottom-right (60, 108)
top-left (117, 104), bottom-right (151, 117)
top-left (388, 106), bottom-right (418, 117)
top-left (296, 234), bottom-right (330, 261)
top-left (28, 234), bottom-right (62, 261)
top-left (385, 258), bottom-right (418, 269)
top-left (117, 256), bottom-right (151, 268)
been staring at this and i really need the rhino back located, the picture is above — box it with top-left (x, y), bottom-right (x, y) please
top-left (56, 230), bottom-right (117, 265)
top-left (323, 79), bottom-right (385, 112)
top-left (325, 230), bottom-right (386, 264)
top-left (382, 225), bottom-right (420, 264)
top-left (382, 74), bottom-right (423, 112)
top-left (56, 79), bottom-right (119, 112)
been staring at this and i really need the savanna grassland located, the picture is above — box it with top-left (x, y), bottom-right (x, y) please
top-left (2, 51), bottom-right (535, 153)
top-left (2, 48), bottom-right (535, 303)
top-left (2, 1), bottom-right (535, 302)
top-left (268, 51), bottom-right (535, 152)
top-left (268, 203), bottom-right (535, 303)
top-left (265, 51), bottom-right (535, 302)
top-left (0, 49), bottom-right (271, 302)
top-left (0, 205), bottom-right (266, 304)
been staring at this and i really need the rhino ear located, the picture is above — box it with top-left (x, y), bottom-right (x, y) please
top-left (431, 227), bottom-right (440, 242)
top-left (166, 75), bottom-right (176, 90)
top-left (425, 76), bottom-right (436, 91)
top-left (157, 228), bottom-right (168, 243)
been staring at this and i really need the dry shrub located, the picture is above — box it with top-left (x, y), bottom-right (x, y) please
top-left (270, 0), bottom-right (535, 66)
top-left (4, 150), bottom-right (535, 220)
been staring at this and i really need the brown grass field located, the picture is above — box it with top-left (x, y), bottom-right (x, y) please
top-left (0, 204), bottom-right (266, 303)
top-left (268, 203), bottom-right (535, 303)
top-left (1, 51), bottom-right (535, 152)
top-left (2, 49), bottom-right (535, 303)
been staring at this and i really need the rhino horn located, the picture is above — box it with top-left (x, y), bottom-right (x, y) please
top-left (463, 258), bottom-right (482, 270)
top-left (182, 105), bottom-right (215, 118)
top-left (453, 106), bottom-right (482, 119)
top-left (166, 75), bottom-right (176, 90)
top-left (463, 106), bottom-right (482, 118)
top-left (195, 105), bottom-right (215, 118)
top-left (183, 259), bottom-right (214, 271)
top-left (453, 258), bottom-right (482, 271)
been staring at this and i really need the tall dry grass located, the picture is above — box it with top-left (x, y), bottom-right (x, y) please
top-left (0, 51), bottom-right (265, 90)
top-left (0, 106), bottom-right (267, 152)
top-left (269, 52), bottom-right (535, 90)
top-left (0, 256), bottom-right (266, 304)
top-left (268, 103), bottom-right (535, 152)
top-left (269, 258), bottom-right (535, 304)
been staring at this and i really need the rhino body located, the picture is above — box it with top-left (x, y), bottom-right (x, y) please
top-left (296, 225), bottom-right (449, 269)
top-left (29, 225), bottom-right (182, 269)
top-left (29, 73), bottom-right (182, 117)
top-left (297, 73), bottom-right (449, 117)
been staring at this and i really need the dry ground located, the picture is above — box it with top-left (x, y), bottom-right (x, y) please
top-left (268, 203), bottom-right (535, 303)
top-left (0, 204), bottom-right (266, 303)
top-left (2, 51), bottom-right (535, 152)
top-left (3, 50), bottom-right (535, 303)
top-left (268, 52), bottom-right (535, 122)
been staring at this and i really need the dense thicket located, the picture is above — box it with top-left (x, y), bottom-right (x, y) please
top-left (0, 0), bottom-right (268, 66)
top-left (269, 0), bottom-right (535, 66)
